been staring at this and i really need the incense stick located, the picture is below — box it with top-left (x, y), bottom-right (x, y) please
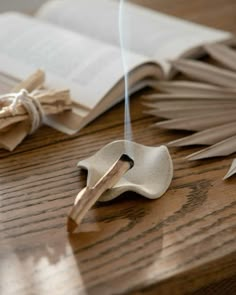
top-left (67, 154), bottom-right (134, 233)
top-left (12, 69), bottom-right (45, 92)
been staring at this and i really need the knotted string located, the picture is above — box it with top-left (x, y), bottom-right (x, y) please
top-left (0, 89), bottom-right (44, 134)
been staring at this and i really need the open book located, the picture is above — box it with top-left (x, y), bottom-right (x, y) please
top-left (0, 0), bottom-right (233, 136)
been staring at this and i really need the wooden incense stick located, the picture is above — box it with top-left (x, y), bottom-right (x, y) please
top-left (67, 154), bottom-right (134, 233)
top-left (12, 69), bottom-right (45, 92)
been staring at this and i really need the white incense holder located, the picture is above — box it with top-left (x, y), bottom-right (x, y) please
top-left (78, 140), bottom-right (173, 202)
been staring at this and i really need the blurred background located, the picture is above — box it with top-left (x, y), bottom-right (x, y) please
top-left (0, 0), bottom-right (47, 14)
top-left (0, 0), bottom-right (235, 33)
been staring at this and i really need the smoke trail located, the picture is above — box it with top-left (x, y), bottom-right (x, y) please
top-left (119, 0), bottom-right (133, 145)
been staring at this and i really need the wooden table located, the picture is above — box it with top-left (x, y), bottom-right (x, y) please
top-left (1, 1), bottom-right (236, 294)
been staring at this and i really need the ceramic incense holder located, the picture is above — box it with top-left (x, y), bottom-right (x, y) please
top-left (78, 140), bottom-right (173, 202)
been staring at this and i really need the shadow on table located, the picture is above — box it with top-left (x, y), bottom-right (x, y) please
top-left (0, 192), bottom-right (164, 295)
top-left (67, 192), bottom-right (164, 293)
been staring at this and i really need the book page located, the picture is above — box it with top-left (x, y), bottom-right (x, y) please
top-left (37, 0), bottom-right (232, 73)
top-left (0, 12), bottom-right (152, 109)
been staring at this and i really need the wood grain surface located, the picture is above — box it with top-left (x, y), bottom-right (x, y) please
top-left (1, 1), bottom-right (236, 295)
